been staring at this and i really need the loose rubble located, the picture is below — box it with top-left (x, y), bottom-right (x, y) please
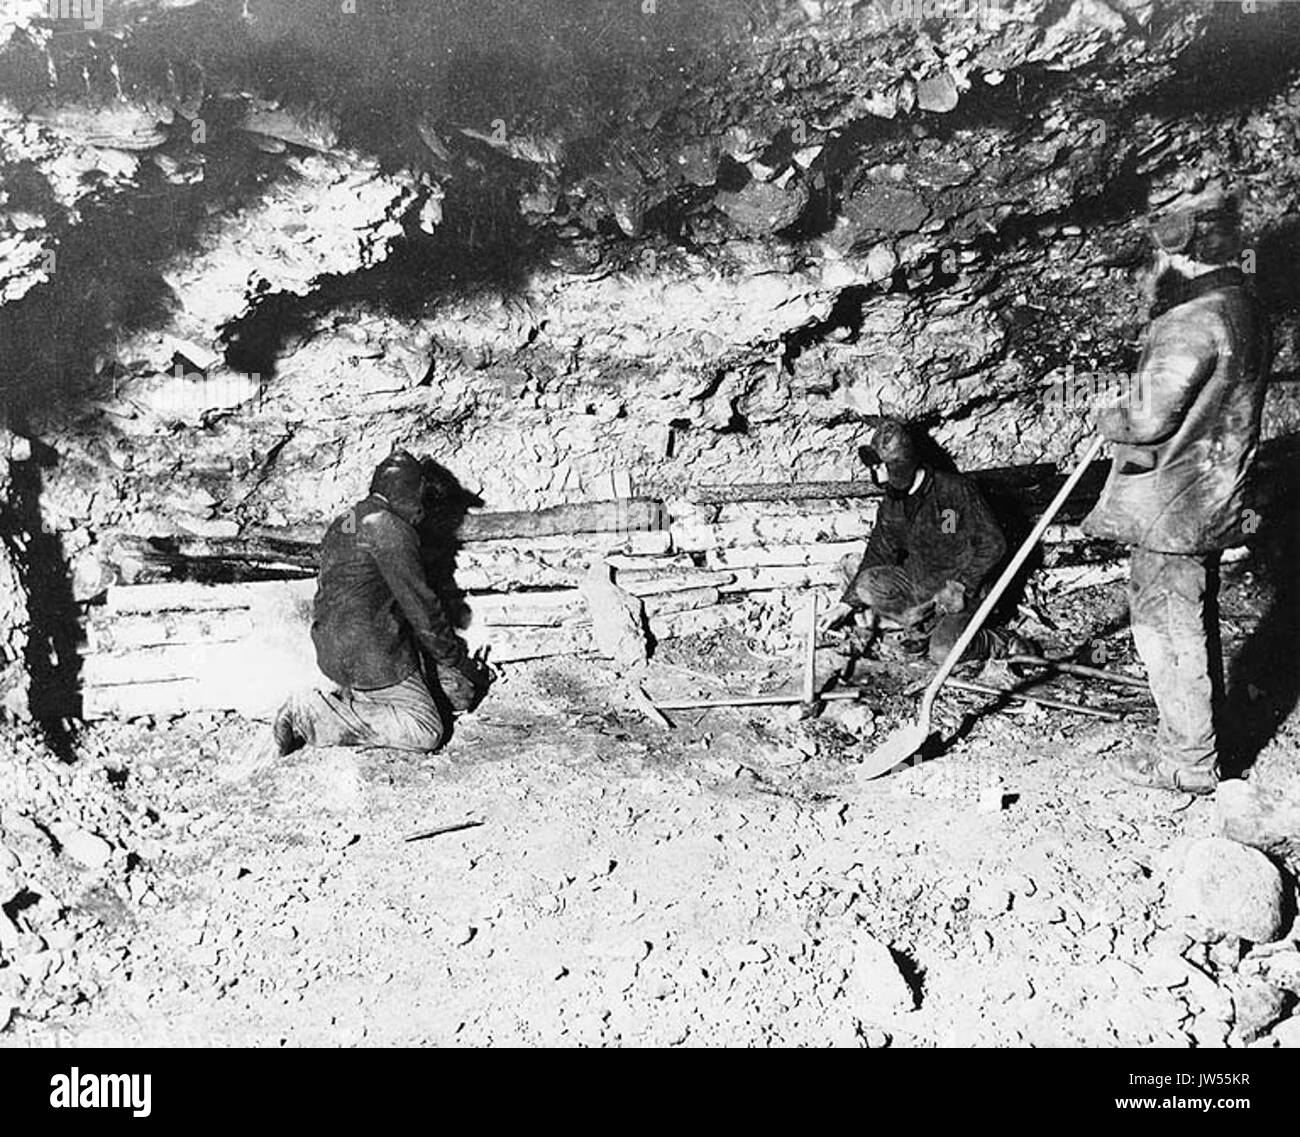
top-left (0, 562), bottom-right (1296, 1047)
top-left (1167, 838), bottom-right (1289, 945)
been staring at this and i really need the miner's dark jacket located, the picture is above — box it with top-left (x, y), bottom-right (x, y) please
top-left (311, 494), bottom-right (467, 691)
top-left (845, 468), bottom-right (1008, 603)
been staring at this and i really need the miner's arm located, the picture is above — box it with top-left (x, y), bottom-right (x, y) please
top-left (1097, 314), bottom-right (1216, 446)
top-left (951, 478), bottom-right (1006, 595)
top-left (841, 501), bottom-right (905, 610)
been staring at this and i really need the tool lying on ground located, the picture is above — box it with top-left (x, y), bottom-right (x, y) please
top-left (404, 819), bottom-right (485, 843)
top-left (651, 593), bottom-right (867, 715)
top-left (1004, 654), bottom-right (1148, 690)
top-left (922, 676), bottom-right (1120, 719)
top-left (654, 688), bottom-right (872, 712)
top-left (653, 678), bottom-right (1118, 719)
top-left (858, 435), bottom-right (1109, 780)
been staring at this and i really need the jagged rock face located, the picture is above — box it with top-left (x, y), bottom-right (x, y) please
top-left (0, 453), bottom-right (30, 718)
top-left (2, 2), bottom-right (1300, 615)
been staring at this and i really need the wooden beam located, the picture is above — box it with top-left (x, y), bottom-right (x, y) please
top-left (241, 498), bottom-right (669, 545)
top-left (691, 435), bottom-right (1300, 519)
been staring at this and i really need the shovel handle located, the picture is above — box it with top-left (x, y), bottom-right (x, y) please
top-left (919, 436), bottom-right (1107, 725)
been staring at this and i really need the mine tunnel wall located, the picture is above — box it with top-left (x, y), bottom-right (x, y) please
top-left (5, 1), bottom-right (1300, 723)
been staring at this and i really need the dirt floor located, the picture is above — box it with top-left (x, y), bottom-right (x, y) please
top-left (2, 566), bottom-right (1299, 1048)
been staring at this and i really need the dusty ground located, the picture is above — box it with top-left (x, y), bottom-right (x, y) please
top-left (2, 567), bottom-right (1299, 1049)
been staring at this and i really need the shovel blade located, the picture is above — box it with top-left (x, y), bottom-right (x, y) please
top-left (856, 722), bottom-right (928, 781)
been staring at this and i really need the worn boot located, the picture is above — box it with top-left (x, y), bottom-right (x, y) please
top-left (1111, 748), bottom-right (1219, 796)
top-left (272, 701), bottom-right (306, 756)
top-left (986, 629), bottom-right (1042, 660)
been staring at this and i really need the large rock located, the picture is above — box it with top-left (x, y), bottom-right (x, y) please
top-left (848, 931), bottom-right (916, 1019)
top-left (713, 178), bottom-right (810, 236)
top-left (1271, 1017), bottom-right (1300, 1048)
top-left (1230, 981), bottom-right (1291, 1045)
top-left (1217, 780), bottom-right (1300, 865)
top-left (581, 564), bottom-right (647, 671)
top-left (53, 825), bottom-right (113, 870)
top-left (1167, 837), bottom-right (1289, 944)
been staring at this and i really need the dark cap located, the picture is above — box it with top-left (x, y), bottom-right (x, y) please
top-left (370, 449), bottom-right (425, 523)
top-left (370, 449), bottom-right (423, 496)
top-left (1150, 184), bottom-right (1242, 264)
top-left (859, 418), bottom-right (915, 466)
top-left (858, 419), bottom-right (919, 490)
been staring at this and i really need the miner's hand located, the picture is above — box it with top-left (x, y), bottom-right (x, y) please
top-left (819, 601), bottom-right (855, 636)
top-left (437, 651), bottom-right (493, 713)
top-left (898, 598), bottom-right (936, 628)
top-left (933, 580), bottom-right (967, 616)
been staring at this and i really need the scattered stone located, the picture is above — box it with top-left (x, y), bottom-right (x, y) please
top-left (977, 781), bottom-right (1008, 815)
top-left (1167, 837), bottom-right (1288, 944)
top-left (1147, 928), bottom-right (1194, 958)
top-left (1269, 1017), bottom-right (1300, 1048)
top-left (1140, 953), bottom-right (1189, 990)
top-left (1208, 936), bottom-right (1245, 973)
top-left (849, 931), bottom-right (916, 1018)
top-left (1230, 981), bottom-right (1290, 1045)
top-left (916, 72), bottom-right (960, 114)
top-left (859, 1026), bottom-right (892, 1048)
top-left (725, 943), bottom-right (770, 967)
top-left (971, 882), bottom-right (1013, 917)
top-left (823, 701), bottom-right (874, 737)
top-left (1217, 780), bottom-right (1300, 861)
top-left (1017, 897), bottom-right (1065, 925)
top-left (44, 928), bottom-right (77, 952)
top-left (56, 827), bottom-right (113, 870)
top-left (1185, 1013), bottom-right (1230, 1048)
top-left (713, 178), bottom-right (810, 236)
top-left (1262, 951), bottom-right (1300, 994)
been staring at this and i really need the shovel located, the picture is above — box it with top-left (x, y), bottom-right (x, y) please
top-left (857, 435), bottom-right (1106, 780)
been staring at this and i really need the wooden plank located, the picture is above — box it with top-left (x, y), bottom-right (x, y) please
top-left (704, 540), bottom-right (863, 571)
top-left (464, 591), bottom-right (583, 627)
top-left (648, 604), bottom-right (741, 640)
top-left (461, 498), bottom-right (667, 541)
top-left (83, 679), bottom-right (209, 720)
top-left (617, 569), bottom-right (736, 596)
top-left (694, 480), bottom-right (882, 504)
top-left (717, 564), bottom-right (841, 593)
top-left (83, 609), bottom-right (255, 652)
top-left (243, 498), bottom-right (670, 545)
top-left (104, 578), bottom-right (314, 614)
top-left (643, 587), bottom-right (720, 617)
top-left (690, 437), bottom-right (1300, 521)
top-left (1040, 562), bottom-right (1127, 593)
top-left (692, 462), bottom-right (1108, 513)
top-left (82, 641), bottom-right (301, 687)
top-left (461, 622), bottom-right (592, 662)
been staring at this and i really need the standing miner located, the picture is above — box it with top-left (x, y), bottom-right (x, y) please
top-left (272, 450), bottom-right (489, 755)
top-left (1084, 186), bottom-right (1270, 794)
top-left (820, 418), bottom-right (1015, 664)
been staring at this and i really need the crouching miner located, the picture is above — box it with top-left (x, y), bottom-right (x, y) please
top-left (1084, 188), bottom-right (1270, 794)
top-left (272, 450), bottom-right (489, 755)
top-left (820, 419), bottom-right (1015, 664)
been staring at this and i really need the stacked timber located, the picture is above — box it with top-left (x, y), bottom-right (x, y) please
top-left (82, 496), bottom-right (875, 718)
top-left (79, 439), bottom-right (1299, 718)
